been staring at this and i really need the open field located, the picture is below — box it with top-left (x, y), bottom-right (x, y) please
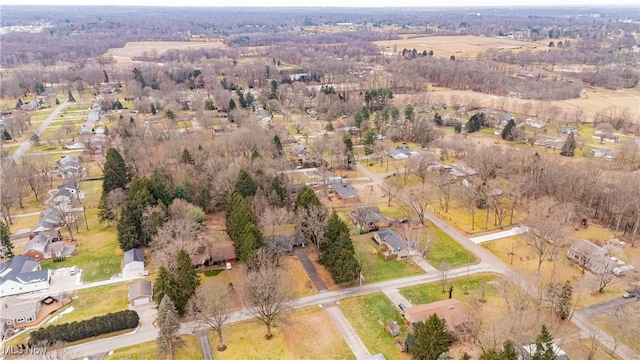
top-left (399, 274), bottom-right (498, 305)
top-left (339, 293), bottom-right (410, 360)
top-left (107, 40), bottom-right (227, 62)
top-left (209, 307), bottom-right (353, 360)
top-left (48, 282), bottom-right (130, 325)
top-left (375, 35), bottom-right (557, 58)
top-left (352, 233), bottom-right (425, 283)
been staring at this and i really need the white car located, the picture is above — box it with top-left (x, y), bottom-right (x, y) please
top-left (69, 266), bottom-right (78, 275)
top-left (225, 262), bottom-right (232, 270)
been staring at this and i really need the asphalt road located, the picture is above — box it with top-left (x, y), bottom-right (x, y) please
top-left (11, 100), bottom-right (69, 162)
top-left (578, 296), bottom-right (639, 318)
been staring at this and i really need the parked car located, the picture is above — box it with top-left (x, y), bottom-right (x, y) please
top-left (69, 266), bottom-right (77, 275)
top-left (398, 303), bottom-right (407, 311)
top-left (225, 262), bottom-right (232, 270)
top-left (622, 291), bottom-right (636, 298)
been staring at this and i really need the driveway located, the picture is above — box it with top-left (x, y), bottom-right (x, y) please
top-left (469, 226), bottom-right (528, 244)
top-left (295, 248), bottom-right (327, 292)
top-left (382, 288), bottom-right (413, 308)
top-left (325, 304), bottom-right (371, 359)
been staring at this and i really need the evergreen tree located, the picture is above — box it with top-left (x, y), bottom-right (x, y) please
top-left (225, 192), bottom-right (256, 245)
top-left (404, 104), bottom-right (415, 121)
top-left (238, 222), bottom-right (263, 262)
top-left (273, 135), bottom-right (283, 157)
top-left (151, 103), bottom-right (157, 115)
top-left (204, 98), bottom-right (215, 110)
top-left (97, 195), bottom-right (116, 225)
top-left (460, 353), bottom-right (471, 360)
top-left (465, 113), bottom-right (485, 133)
top-left (319, 212), bottom-right (359, 284)
top-left (68, 90), bottom-right (75, 102)
top-left (234, 170), bottom-right (258, 198)
top-left (154, 267), bottom-right (173, 305)
top-left (15, 98), bottom-right (23, 109)
top-left (172, 184), bottom-right (191, 202)
top-left (180, 148), bottom-right (195, 165)
top-left (102, 148), bottom-right (129, 195)
top-left (532, 325), bottom-right (557, 360)
top-left (228, 99), bottom-right (236, 112)
top-left (501, 340), bottom-right (518, 360)
top-left (270, 175), bottom-right (288, 207)
top-left (0, 222), bottom-right (14, 259)
top-left (173, 250), bottom-right (200, 315)
top-left (501, 119), bottom-right (517, 141)
top-left (236, 89), bottom-right (248, 109)
top-left (294, 186), bottom-right (320, 212)
top-left (117, 180), bottom-right (155, 250)
top-left (407, 314), bottom-right (450, 360)
top-left (434, 112), bottom-right (443, 126)
top-left (560, 132), bottom-right (576, 157)
top-left (149, 168), bottom-right (173, 206)
top-left (156, 296), bottom-right (180, 359)
top-left (55, 98), bottom-right (60, 105)
top-left (479, 349), bottom-right (501, 360)
top-left (363, 130), bottom-right (377, 146)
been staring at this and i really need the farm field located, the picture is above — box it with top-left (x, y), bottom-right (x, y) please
top-left (107, 40), bottom-right (227, 62)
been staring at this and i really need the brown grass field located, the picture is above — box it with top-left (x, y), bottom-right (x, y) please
top-left (374, 35), bottom-right (560, 58)
top-left (107, 40), bottom-right (227, 63)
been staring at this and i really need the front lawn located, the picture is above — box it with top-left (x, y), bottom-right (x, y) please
top-left (110, 335), bottom-right (203, 360)
top-left (47, 282), bottom-right (130, 325)
top-left (352, 233), bottom-right (425, 284)
top-left (399, 274), bottom-right (498, 305)
top-left (339, 293), bottom-right (410, 360)
top-left (428, 225), bottom-right (477, 269)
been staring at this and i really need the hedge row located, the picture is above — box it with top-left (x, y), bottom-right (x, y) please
top-left (29, 310), bottom-right (139, 345)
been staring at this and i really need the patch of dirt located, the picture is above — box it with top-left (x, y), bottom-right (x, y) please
top-left (225, 262), bottom-right (249, 308)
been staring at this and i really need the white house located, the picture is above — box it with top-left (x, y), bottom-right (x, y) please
top-left (0, 256), bottom-right (51, 297)
top-left (123, 248), bottom-right (145, 274)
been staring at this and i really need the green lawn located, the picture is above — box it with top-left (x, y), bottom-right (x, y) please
top-left (339, 293), bottom-right (409, 360)
top-left (352, 234), bottom-right (425, 284)
top-left (48, 282), bottom-right (130, 325)
top-left (399, 274), bottom-right (497, 305)
top-left (41, 208), bottom-right (122, 282)
top-left (110, 335), bottom-right (203, 360)
top-left (429, 225), bottom-right (477, 269)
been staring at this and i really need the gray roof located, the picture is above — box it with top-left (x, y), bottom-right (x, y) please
top-left (331, 183), bottom-right (359, 199)
top-left (124, 248), bottom-right (144, 265)
top-left (128, 280), bottom-right (153, 301)
top-left (264, 233), bottom-right (306, 254)
top-left (292, 145), bottom-right (310, 156)
top-left (0, 297), bottom-right (40, 321)
top-left (375, 229), bottom-right (408, 251)
top-left (0, 255), bottom-right (50, 286)
top-left (33, 208), bottom-right (64, 233)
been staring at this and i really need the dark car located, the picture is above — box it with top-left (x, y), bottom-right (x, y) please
top-left (398, 303), bottom-right (407, 311)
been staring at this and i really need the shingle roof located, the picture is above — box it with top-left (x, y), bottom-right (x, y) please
top-left (331, 183), bottom-right (359, 199)
top-left (0, 297), bottom-right (40, 320)
top-left (124, 248), bottom-right (144, 265)
top-left (0, 255), bottom-right (50, 286)
top-left (128, 280), bottom-right (153, 301)
top-left (375, 229), bottom-right (408, 251)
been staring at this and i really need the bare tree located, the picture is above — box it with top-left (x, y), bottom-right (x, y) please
top-left (406, 193), bottom-right (431, 225)
top-left (522, 197), bottom-right (566, 271)
top-left (294, 204), bottom-right (328, 253)
top-left (595, 261), bottom-right (615, 293)
top-left (151, 217), bottom-right (200, 271)
top-left (434, 172), bottom-right (453, 213)
top-left (381, 183), bottom-right (400, 207)
top-left (245, 251), bottom-right (292, 339)
top-left (440, 261), bottom-right (451, 292)
top-left (455, 184), bottom-right (478, 231)
top-left (411, 154), bottom-right (435, 190)
top-left (188, 281), bottom-right (233, 351)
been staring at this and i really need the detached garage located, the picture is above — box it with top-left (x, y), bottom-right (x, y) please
top-left (123, 248), bottom-right (145, 274)
top-left (128, 280), bottom-right (153, 306)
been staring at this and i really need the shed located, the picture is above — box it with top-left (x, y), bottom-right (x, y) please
top-left (128, 280), bottom-right (153, 306)
top-left (123, 248), bottom-right (144, 273)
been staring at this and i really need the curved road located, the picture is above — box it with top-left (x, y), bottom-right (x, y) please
top-left (11, 100), bottom-right (69, 162)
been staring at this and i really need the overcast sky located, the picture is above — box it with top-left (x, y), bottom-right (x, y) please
top-left (1, 0), bottom-right (638, 7)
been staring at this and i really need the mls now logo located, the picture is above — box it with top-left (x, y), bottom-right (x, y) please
top-left (3, 346), bottom-right (47, 355)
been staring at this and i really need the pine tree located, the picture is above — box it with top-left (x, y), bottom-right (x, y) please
top-left (465, 113), bottom-right (485, 133)
top-left (532, 325), bottom-right (557, 360)
top-left (294, 186), bottom-right (320, 212)
top-left (156, 296), bottom-right (180, 359)
top-left (407, 314), bottom-right (450, 360)
top-left (501, 119), bottom-right (517, 141)
top-left (557, 281), bottom-right (573, 320)
top-left (149, 168), bottom-right (173, 206)
top-left (102, 148), bottom-right (129, 195)
top-left (151, 103), bottom-right (157, 115)
top-left (234, 170), bottom-right (258, 198)
top-left (228, 99), bottom-right (236, 112)
top-left (434, 112), bottom-right (443, 126)
top-left (0, 222), bottom-right (14, 259)
top-left (273, 135), bottom-right (283, 157)
top-left (154, 267), bottom-right (173, 305)
top-left (560, 132), bottom-right (576, 157)
top-left (68, 90), bottom-right (75, 102)
top-left (501, 340), bottom-right (518, 360)
top-left (238, 222), bottom-right (263, 262)
top-left (225, 192), bottom-right (256, 245)
top-left (15, 98), bottom-right (23, 109)
top-left (173, 250), bottom-right (200, 316)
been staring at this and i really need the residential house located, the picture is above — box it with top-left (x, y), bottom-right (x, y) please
top-left (79, 124), bottom-right (94, 135)
top-left (128, 280), bottom-right (153, 306)
top-left (525, 118), bottom-right (545, 129)
top-left (0, 297), bottom-right (41, 334)
top-left (448, 163), bottom-right (477, 179)
top-left (264, 233), bottom-right (306, 255)
top-left (33, 208), bottom-right (65, 233)
top-left (53, 179), bottom-right (81, 207)
top-left (191, 240), bottom-right (237, 268)
top-left (373, 228), bottom-right (413, 259)
top-left (0, 255), bottom-right (51, 297)
top-left (591, 148), bottom-right (615, 161)
top-left (559, 127), bottom-right (577, 134)
top-left (56, 155), bottom-right (83, 178)
top-left (86, 108), bottom-right (100, 123)
top-left (330, 183), bottom-right (359, 203)
top-left (22, 229), bottom-right (76, 261)
top-left (291, 145), bottom-right (312, 160)
top-left (349, 206), bottom-right (390, 232)
top-left (566, 239), bottom-right (612, 275)
top-left (593, 131), bottom-right (619, 143)
top-left (387, 144), bottom-right (411, 159)
top-left (20, 100), bottom-right (40, 111)
top-left (123, 248), bottom-right (145, 274)
top-left (403, 298), bottom-right (468, 330)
